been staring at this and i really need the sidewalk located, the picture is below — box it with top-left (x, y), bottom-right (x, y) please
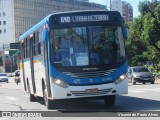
top-left (156, 78), bottom-right (160, 83)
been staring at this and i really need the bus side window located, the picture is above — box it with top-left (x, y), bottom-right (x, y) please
top-left (24, 38), bottom-right (28, 59)
top-left (22, 42), bottom-right (25, 59)
top-left (37, 42), bottom-right (41, 55)
top-left (26, 38), bottom-right (30, 58)
top-left (33, 31), bottom-right (41, 56)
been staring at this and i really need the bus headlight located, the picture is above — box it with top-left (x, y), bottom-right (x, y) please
top-left (119, 74), bottom-right (126, 80)
top-left (113, 74), bottom-right (127, 84)
top-left (52, 78), bottom-right (69, 88)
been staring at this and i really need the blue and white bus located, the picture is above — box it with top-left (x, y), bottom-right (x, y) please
top-left (19, 10), bottom-right (128, 109)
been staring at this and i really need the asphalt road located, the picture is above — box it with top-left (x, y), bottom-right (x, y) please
top-left (0, 77), bottom-right (160, 118)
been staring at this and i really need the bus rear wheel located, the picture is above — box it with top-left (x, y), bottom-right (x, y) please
top-left (29, 94), bottom-right (36, 102)
top-left (104, 95), bottom-right (116, 106)
top-left (27, 80), bottom-right (36, 102)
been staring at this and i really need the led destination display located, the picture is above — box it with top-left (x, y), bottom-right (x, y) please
top-left (60, 15), bottom-right (109, 23)
top-left (49, 11), bottom-right (122, 29)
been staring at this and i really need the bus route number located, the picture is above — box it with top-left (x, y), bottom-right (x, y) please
top-left (61, 17), bottom-right (70, 23)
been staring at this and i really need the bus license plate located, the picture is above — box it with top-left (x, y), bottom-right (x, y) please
top-left (85, 88), bottom-right (98, 94)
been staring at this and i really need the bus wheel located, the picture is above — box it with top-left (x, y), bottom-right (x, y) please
top-left (29, 94), bottom-right (36, 102)
top-left (43, 87), bottom-right (53, 109)
top-left (27, 80), bottom-right (36, 102)
top-left (104, 95), bottom-right (116, 106)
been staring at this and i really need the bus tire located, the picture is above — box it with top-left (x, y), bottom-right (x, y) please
top-left (43, 88), bottom-right (55, 109)
top-left (29, 94), bottom-right (36, 102)
top-left (46, 99), bottom-right (54, 109)
top-left (27, 79), bottom-right (36, 102)
top-left (104, 95), bottom-right (116, 106)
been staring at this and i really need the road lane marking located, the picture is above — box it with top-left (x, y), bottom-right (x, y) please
top-left (129, 90), bottom-right (145, 93)
top-left (138, 88), bottom-right (160, 92)
top-left (129, 88), bottom-right (160, 93)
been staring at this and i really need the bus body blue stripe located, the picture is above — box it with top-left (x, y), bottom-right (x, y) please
top-left (49, 60), bottom-right (128, 85)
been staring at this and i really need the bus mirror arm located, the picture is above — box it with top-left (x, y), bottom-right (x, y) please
top-left (42, 29), bottom-right (49, 43)
top-left (122, 26), bottom-right (128, 40)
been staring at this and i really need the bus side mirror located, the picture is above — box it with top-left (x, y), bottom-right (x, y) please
top-left (42, 29), bottom-right (48, 43)
top-left (122, 27), bottom-right (128, 40)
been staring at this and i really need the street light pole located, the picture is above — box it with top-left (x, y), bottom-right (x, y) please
top-left (2, 44), bottom-right (5, 73)
top-left (11, 57), bottom-right (13, 75)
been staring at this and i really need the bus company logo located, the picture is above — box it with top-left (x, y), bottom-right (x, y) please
top-left (73, 79), bottom-right (81, 84)
top-left (61, 16), bottom-right (70, 23)
top-left (82, 67), bottom-right (99, 71)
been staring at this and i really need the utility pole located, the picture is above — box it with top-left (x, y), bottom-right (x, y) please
top-left (110, 0), bottom-right (112, 10)
top-left (2, 44), bottom-right (5, 73)
top-left (10, 57), bottom-right (13, 75)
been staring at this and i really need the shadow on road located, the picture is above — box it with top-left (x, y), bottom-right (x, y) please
top-left (128, 81), bottom-right (160, 86)
top-left (37, 95), bottom-right (160, 112)
top-left (1, 81), bottom-right (160, 113)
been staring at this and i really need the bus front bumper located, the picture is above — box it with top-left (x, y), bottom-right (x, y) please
top-left (50, 79), bottom-right (128, 99)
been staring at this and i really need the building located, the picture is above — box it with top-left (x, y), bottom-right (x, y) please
top-left (0, 0), bottom-right (15, 48)
top-left (110, 0), bottom-right (133, 22)
top-left (110, 0), bottom-right (122, 15)
top-left (0, 0), bottom-right (106, 72)
top-left (122, 1), bottom-right (133, 21)
top-left (0, 0), bottom-right (106, 48)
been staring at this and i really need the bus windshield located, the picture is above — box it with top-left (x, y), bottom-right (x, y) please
top-left (50, 26), bottom-right (125, 67)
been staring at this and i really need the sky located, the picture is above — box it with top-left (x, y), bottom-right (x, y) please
top-left (89, 0), bottom-right (149, 18)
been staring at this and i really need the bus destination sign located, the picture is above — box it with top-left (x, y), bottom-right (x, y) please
top-left (60, 15), bottom-right (109, 23)
top-left (49, 11), bottom-right (121, 28)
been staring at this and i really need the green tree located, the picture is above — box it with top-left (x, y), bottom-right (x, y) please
top-left (139, 0), bottom-right (160, 52)
top-left (126, 0), bottom-right (160, 67)
top-left (126, 18), bottom-right (148, 66)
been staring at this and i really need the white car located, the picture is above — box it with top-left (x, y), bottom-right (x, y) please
top-left (0, 73), bottom-right (9, 83)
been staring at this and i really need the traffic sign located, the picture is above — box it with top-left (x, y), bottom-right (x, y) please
top-left (10, 43), bottom-right (20, 49)
top-left (9, 50), bottom-right (19, 56)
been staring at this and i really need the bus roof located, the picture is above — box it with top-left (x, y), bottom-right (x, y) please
top-left (19, 10), bottom-right (121, 42)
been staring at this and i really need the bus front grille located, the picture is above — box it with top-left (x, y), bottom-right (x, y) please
top-left (63, 68), bottom-right (117, 78)
top-left (70, 88), bottom-right (112, 96)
